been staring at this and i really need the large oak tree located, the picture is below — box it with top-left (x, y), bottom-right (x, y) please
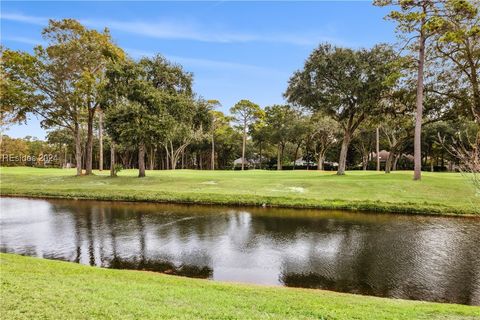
top-left (103, 60), bottom-right (170, 177)
top-left (285, 43), bottom-right (399, 175)
top-left (103, 55), bottom-right (203, 176)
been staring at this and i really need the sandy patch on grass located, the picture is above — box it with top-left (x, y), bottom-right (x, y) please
top-left (269, 187), bottom-right (306, 193)
top-left (288, 187), bottom-right (306, 193)
top-left (200, 181), bottom-right (218, 185)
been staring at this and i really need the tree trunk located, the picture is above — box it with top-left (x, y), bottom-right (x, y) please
top-left (259, 142), bottom-right (262, 170)
top-left (110, 143), bottom-right (116, 177)
top-left (376, 127), bottom-right (380, 171)
top-left (465, 41), bottom-right (480, 123)
top-left (170, 142), bottom-right (176, 170)
top-left (414, 16), bottom-right (426, 181)
top-left (85, 107), bottom-right (95, 175)
top-left (293, 144), bottom-right (300, 170)
top-left (211, 133), bottom-right (215, 170)
top-left (181, 149), bottom-right (185, 169)
top-left (138, 142), bottom-right (146, 178)
top-left (82, 147), bottom-right (86, 170)
top-left (393, 154), bottom-right (400, 171)
top-left (63, 144), bottom-right (67, 168)
top-left (75, 123), bottom-right (82, 176)
top-left (98, 110), bottom-right (103, 171)
top-left (149, 147), bottom-right (154, 170)
top-left (385, 152), bottom-right (394, 174)
top-left (241, 122), bottom-right (247, 170)
top-left (306, 147), bottom-right (310, 170)
top-left (165, 149), bottom-right (169, 170)
top-left (317, 152), bottom-right (324, 171)
top-left (277, 144), bottom-right (282, 170)
top-left (337, 132), bottom-right (351, 175)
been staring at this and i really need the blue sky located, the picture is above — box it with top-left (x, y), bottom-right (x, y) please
top-left (1, 1), bottom-right (396, 139)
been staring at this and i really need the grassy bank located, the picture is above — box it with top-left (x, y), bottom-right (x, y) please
top-left (0, 167), bottom-right (478, 215)
top-left (1, 254), bottom-right (478, 319)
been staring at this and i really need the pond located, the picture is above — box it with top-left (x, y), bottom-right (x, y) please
top-left (1, 197), bottom-right (479, 305)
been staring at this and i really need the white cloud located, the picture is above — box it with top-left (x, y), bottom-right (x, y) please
top-left (1, 12), bottom-right (47, 25)
top-left (125, 48), bottom-right (287, 77)
top-left (1, 11), bottom-right (340, 46)
top-left (81, 18), bottom-right (257, 43)
top-left (1, 36), bottom-right (45, 46)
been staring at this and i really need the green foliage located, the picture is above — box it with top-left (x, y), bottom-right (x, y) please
top-left (105, 100), bottom-right (167, 148)
top-left (230, 99), bottom-right (263, 168)
top-left (264, 105), bottom-right (300, 147)
top-left (2, 7), bottom-right (478, 182)
top-left (374, 0), bottom-right (441, 34)
top-left (309, 114), bottom-right (341, 157)
top-left (212, 111), bottom-right (242, 168)
top-left (140, 54), bottom-right (193, 95)
top-left (433, 0), bottom-right (480, 122)
top-left (230, 99), bottom-right (263, 127)
top-left (113, 163), bottom-right (123, 175)
top-left (374, 0), bottom-right (479, 123)
top-left (102, 56), bottom-right (210, 172)
top-left (285, 44), bottom-right (399, 132)
top-left (102, 56), bottom-right (194, 148)
top-left (1, 19), bottom-right (124, 132)
top-left (285, 43), bottom-right (399, 173)
top-left (0, 49), bottom-right (39, 126)
top-left (1, 19), bottom-right (125, 175)
top-left (0, 136), bottom-right (61, 167)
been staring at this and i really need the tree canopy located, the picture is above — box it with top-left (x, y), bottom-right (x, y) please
top-left (285, 43), bottom-right (400, 174)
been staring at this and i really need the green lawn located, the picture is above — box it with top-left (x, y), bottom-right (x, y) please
top-left (1, 253), bottom-right (479, 320)
top-left (0, 166), bottom-right (478, 215)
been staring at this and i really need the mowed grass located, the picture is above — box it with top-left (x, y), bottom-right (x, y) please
top-left (1, 253), bottom-right (479, 320)
top-left (0, 166), bottom-right (478, 215)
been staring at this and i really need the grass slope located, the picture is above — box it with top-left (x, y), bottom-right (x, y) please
top-left (0, 167), bottom-right (478, 215)
top-left (1, 254), bottom-right (479, 320)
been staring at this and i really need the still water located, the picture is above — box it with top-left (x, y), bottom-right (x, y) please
top-left (1, 197), bottom-right (479, 305)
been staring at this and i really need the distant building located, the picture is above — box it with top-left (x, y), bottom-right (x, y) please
top-left (233, 157), bottom-right (250, 166)
top-left (370, 150), bottom-right (390, 162)
top-left (370, 150), bottom-right (414, 163)
top-left (325, 161), bottom-right (339, 167)
top-left (233, 157), bottom-right (265, 169)
top-left (294, 158), bottom-right (310, 166)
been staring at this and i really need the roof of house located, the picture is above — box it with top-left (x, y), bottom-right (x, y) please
top-left (370, 150), bottom-right (390, 161)
top-left (233, 157), bottom-right (250, 164)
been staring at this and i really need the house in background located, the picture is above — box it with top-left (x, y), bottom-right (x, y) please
top-left (233, 157), bottom-right (250, 167)
top-left (369, 150), bottom-right (415, 170)
top-left (369, 150), bottom-right (390, 163)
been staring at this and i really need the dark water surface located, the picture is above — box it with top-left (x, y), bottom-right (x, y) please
top-left (1, 197), bottom-right (479, 305)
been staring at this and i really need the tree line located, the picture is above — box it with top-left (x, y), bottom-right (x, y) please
top-left (1, 0), bottom-right (479, 181)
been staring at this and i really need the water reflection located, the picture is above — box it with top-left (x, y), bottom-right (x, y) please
top-left (1, 197), bottom-right (479, 305)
